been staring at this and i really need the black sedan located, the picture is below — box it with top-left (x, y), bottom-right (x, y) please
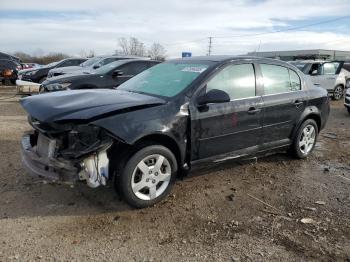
top-left (40, 59), bottom-right (160, 92)
top-left (20, 56), bottom-right (330, 208)
top-left (19, 58), bottom-right (87, 83)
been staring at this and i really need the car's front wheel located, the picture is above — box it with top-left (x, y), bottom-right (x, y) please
top-left (333, 85), bottom-right (344, 100)
top-left (291, 119), bottom-right (318, 159)
top-left (116, 145), bottom-right (177, 208)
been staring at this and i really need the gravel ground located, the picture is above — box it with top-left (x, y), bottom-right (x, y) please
top-left (0, 86), bottom-right (349, 261)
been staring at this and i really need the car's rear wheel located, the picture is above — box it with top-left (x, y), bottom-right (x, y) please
top-left (333, 85), bottom-right (344, 100)
top-left (291, 119), bottom-right (318, 159)
top-left (115, 145), bottom-right (177, 208)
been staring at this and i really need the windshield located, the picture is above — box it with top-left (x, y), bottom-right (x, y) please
top-left (94, 60), bottom-right (128, 75)
top-left (118, 62), bottom-right (210, 97)
top-left (80, 57), bottom-right (101, 67)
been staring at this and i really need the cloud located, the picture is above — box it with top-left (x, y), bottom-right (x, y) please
top-left (0, 0), bottom-right (350, 58)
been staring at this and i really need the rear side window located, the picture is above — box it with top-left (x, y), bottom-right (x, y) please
top-left (289, 69), bottom-right (301, 91)
top-left (206, 64), bottom-right (256, 100)
top-left (322, 62), bottom-right (339, 75)
top-left (261, 64), bottom-right (301, 95)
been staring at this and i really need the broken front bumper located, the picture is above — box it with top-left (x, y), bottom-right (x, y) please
top-left (21, 133), bottom-right (79, 183)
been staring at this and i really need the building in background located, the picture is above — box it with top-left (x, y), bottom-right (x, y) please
top-left (247, 49), bottom-right (350, 61)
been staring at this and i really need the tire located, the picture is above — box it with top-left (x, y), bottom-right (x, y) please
top-left (291, 119), bottom-right (318, 159)
top-left (332, 85), bottom-right (344, 101)
top-left (115, 145), bottom-right (178, 208)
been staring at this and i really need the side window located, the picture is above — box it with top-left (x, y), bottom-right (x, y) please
top-left (60, 60), bottom-right (74, 67)
top-left (70, 59), bottom-right (84, 66)
top-left (206, 64), bottom-right (256, 100)
top-left (100, 58), bottom-right (116, 66)
top-left (260, 64), bottom-right (291, 95)
top-left (308, 63), bottom-right (321, 75)
top-left (289, 69), bottom-right (301, 91)
top-left (119, 62), bottom-right (149, 76)
top-left (322, 62), bottom-right (339, 75)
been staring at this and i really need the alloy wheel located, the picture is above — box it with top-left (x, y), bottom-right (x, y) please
top-left (131, 154), bottom-right (171, 200)
top-left (334, 86), bottom-right (343, 100)
top-left (299, 124), bottom-right (316, 155)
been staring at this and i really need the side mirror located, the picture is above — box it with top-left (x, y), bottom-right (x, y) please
top-left (197, 89), bottom-right (230, 106)
top-left (112, 70), bottom-right (123, 77)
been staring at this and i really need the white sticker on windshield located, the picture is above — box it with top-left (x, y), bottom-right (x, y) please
top-left (181, 66), bottom-right (207, 73)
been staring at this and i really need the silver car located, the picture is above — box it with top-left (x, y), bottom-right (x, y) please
top-left (289, 60), bottom-right (350, 100)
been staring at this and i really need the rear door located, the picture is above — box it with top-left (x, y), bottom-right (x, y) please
top-left (258, 63), bottom-right (306, 145)
top-left (190, 62), bottom-right (263, 161)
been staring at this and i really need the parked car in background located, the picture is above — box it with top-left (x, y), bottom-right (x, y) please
top-left (21, 63), bottom-right (42, 70)
top-left (18, 58), bottom-right (87, 83)
top-left (0, 59), bottom-right (21, 85)
top-left (345, 88), bottom-right (350, 114)
top-left (289, 60), bottom-right (349, 100)
top-left (20, 56), bottom-right (330, 208)
top-left (41, 59), bottom-right (159, 92)
top-left (47, 55), bottom-right (145, 78)
top-left (0, 52), bottom-right (21, 64)
top-left (342, 62), bottom-right (350, 89)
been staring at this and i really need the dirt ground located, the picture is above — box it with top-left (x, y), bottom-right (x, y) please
top-left (0, 86), bottom-right (349, 261)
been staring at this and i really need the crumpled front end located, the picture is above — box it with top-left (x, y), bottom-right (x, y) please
top-left (21, 117), bottom-right (113, 187)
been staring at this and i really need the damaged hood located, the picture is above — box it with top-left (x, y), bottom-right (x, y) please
top-left (20, 89), bottom-right (166, 123)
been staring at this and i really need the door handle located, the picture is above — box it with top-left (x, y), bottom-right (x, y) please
top-left (247, 107), bottom-right (261, 114)
top-left (294, 100), bottom-right (304, 107)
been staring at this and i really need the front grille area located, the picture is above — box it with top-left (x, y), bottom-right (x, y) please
top-left (28, 116), bottom-right (112, 160)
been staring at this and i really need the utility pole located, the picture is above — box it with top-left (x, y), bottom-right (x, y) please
top-left (207, 37), bottom-right (213, 56)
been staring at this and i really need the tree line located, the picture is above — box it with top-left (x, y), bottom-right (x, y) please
top-left (13, 37), bottom-right (167, 65)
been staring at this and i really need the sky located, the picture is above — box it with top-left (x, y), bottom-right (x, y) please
top-left (0, 0), bottom-right (350, 58)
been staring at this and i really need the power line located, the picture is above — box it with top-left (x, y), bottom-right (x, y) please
top-left (212, 15), bottom-right (350, 39)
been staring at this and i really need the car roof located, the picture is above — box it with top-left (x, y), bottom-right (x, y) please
top-left (102, 58), bottom-right (159, 66)
top-left (171, 55), bottom-right (290, 66)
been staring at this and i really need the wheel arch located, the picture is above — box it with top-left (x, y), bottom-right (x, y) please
top-left (132, 133), bottom-right (183, 169)
top-left (108, 133), bottom-right (184, 179)
top-left (291, 108), bottom-right (321, 140)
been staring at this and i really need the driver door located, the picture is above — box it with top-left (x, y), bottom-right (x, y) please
top-left (190, 63), bottom-right (263, 161)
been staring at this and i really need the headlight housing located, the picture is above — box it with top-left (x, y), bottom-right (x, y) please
top-left (44, 82), bottom-right (72, 92)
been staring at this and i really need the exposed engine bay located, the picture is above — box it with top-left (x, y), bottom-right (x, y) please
top-left (21, 116), bottom-right (113, 188)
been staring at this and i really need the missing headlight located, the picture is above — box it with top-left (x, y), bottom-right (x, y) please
top-left (58, 125), bottom-right (113, 159)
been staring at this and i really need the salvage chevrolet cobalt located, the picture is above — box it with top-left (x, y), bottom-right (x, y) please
top-left (20, 56), bottom-right (330, 208)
